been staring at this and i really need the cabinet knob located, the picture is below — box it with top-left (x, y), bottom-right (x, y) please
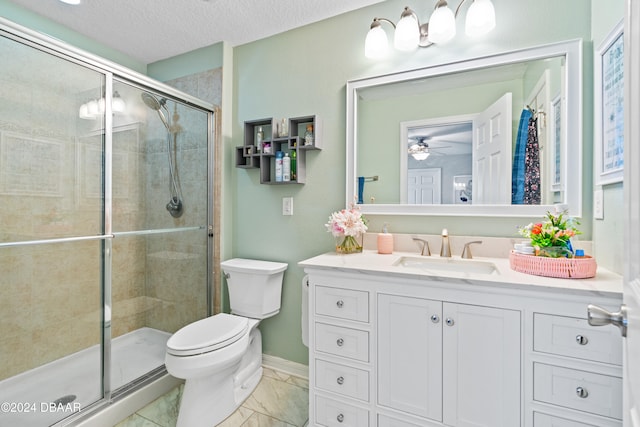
top-left (337, 414), bottom-right (345, 423)
top-left (336, 300), bottom-right (344, 308)
top-left (431, 314), bottom-right (440, 323)
top-left (336, 338), bottom-right (344, 347)
top-left (337, 376), bottom-right (344, 385)
top-left (576, 386), bottom-right (589, 398)
top-left (575, 335), bottom-right (588, 345)
top-left (445, 317), bottom-right (455, 326)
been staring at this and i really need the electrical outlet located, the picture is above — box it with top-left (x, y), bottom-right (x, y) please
top-left (594, 188), bottom-right (604, 220)
top-left (282, 197), bottom-right (293, 216)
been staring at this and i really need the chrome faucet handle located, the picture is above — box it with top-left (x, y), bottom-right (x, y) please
top-left (461, 240), bottom-right (483, 259)
top-left (412, 237), bottom-right (431, 256)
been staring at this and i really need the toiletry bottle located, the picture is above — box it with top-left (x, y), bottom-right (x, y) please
top-left (304, 125), bottom-right (314, 146)
top-left (377, 223), bottom-right (394, 254)
top-left (256, 126), bottom-right (264, 152)
top-left (275, 151), bottom-right (284, 182)
top-left (291, 150), bottom-right (297, 180)
top-left (283, 152), bottom-right (291, 181)
top-left (574, 249), bottom-right (585, 258)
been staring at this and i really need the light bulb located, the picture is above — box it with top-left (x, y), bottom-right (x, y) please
top-left (465, 0), bottom-right (496, 37)
top-left (87, 99), bottom-right (99, 117)
top-left (412, 151), bottom-right (430, 161)
top-left (394, 10), bottom-right (420, 51)
top-left (365, 22), bottom-right (389, 59)
top-left (112, 91), bottom-right (126, 113)
top-left (428, 3), bottom-right (456, 44)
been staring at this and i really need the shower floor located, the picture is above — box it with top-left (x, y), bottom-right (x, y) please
top-left (0, 327), bottom-right (170, 427)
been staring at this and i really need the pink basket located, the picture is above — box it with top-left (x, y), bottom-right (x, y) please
top-left (509, 251), bottom-right (597, 279)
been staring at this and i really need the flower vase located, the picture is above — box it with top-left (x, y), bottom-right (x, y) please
top-left (335, 234), bottom-right (363, 254)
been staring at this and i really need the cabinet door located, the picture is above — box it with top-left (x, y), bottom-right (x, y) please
top-left (442, 302), bottom-right (521, 427)
top-left (378, 294), bottom-right (443, 421)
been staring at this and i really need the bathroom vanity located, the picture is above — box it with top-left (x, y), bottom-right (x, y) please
top-left (299, 251), bottom-right (623, 427)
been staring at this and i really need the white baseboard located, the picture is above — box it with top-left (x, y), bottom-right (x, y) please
top-left (261, 354), bottom-right (309, 380)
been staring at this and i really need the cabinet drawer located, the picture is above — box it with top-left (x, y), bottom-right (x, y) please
top-left (316, 395), bottom-right (369, 427)
top-left (316, 286), bottom-right (369, 322)
top-left (533, 412), bottom-right (601, 427)
top-left (378, 414), bottom-right (424, 427)
top-left (315, 323), bottom-right (369, 362)
top-left (316, 359), bottom-right (369, 401)
top-left (533, 313), bottom-right (622, 365)
top-left (533, 363), bottom-right (622, 420)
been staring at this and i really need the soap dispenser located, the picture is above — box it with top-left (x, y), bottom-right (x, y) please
top-left (377, 223), bottom-right (394, 254)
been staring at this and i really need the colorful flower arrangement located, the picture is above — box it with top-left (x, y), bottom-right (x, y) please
top-left (519, 210), bottom-right (581, 257)
top-left (325, 205), bottom-right (368, 254)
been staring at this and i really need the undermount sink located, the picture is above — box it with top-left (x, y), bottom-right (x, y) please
top-left (393, 256), bottom-right (498, 275)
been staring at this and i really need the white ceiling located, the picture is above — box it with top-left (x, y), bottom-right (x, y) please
top-left (6, 0), bottom-right (383, 64)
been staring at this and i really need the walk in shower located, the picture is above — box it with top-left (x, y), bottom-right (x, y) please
top-left (0, 19), bottom-right (215, 426)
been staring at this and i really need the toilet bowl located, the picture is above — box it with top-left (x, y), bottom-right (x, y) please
top-left (165, 258), bottom-right (287, 427)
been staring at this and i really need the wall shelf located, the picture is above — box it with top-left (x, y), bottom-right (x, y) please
top-left (236, 115), bottom-right (321, 184)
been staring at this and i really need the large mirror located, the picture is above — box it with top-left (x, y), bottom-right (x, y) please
top-left (346, 39), bottom-right (583, 217)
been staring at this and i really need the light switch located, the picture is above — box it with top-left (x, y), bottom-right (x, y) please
top-left (282, 197), bottom-right (293, 216)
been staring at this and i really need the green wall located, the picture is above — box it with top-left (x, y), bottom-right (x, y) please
top-left (147, 43), bottom-right (224, 82)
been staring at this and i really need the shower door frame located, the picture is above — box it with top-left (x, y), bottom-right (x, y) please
top-left (0, 17), bottom-right (217, 425)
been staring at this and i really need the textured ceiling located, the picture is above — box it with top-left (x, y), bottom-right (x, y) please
top-left (6, 0), bottom-right (383, 64)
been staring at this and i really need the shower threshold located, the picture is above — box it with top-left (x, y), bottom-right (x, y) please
top-left (0, 327), bottom-right (170, 427)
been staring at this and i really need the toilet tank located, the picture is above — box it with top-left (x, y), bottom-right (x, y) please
top-left (220, 258), bottom-right (288, 319)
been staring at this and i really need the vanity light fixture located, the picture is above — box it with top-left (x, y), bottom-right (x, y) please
top-left (79, 91), bottom-right (126, 120)
top-left (59, 0), bottom-right (81, 4)
top-left (365, 0), bottom-right (496, 59)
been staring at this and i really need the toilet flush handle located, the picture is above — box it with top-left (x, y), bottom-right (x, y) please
top-left (224, 272), bottom-right (230, 279)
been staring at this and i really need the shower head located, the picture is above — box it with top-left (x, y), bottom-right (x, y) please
top-left (141, 92), bottom-right (170, 131)
top-left (141, 92), bottom-right (166, 111)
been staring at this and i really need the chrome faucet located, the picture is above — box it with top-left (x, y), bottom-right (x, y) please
top-left (440, 229), bottom-right (451, 258)
top-left (412, 237), bottom-right (431, 256)
top-left (461, 241), bottom-right (483, 259)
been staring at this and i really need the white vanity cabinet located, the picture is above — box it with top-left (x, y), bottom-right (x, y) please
top-left (301, 254), bottom-right (623, 427)
top-left (377, 294), bottom-right (520, 426)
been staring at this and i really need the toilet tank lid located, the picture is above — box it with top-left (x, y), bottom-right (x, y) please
top-left (221, 258), bottom-right (288, 274)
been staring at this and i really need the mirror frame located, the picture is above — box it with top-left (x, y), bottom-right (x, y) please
top-left (346, 39), bottom-right (583, 217)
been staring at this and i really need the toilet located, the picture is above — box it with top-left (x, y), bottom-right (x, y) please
top-left (165, 258), bottom-right (287, 427)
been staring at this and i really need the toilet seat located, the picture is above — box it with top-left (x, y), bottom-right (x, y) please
top-left (167, 313), bottom-right (249, 357)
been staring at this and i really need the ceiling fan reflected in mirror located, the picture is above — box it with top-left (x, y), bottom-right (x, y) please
top-left (408, 136), bottom-right (451, 161)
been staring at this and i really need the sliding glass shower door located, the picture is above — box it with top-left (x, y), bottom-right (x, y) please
top-left (108, 80), bottom-right (210, 393)
top-left (0, 23), bottom-right (213, 427)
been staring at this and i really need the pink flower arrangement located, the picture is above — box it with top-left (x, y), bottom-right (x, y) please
top-left (325, 206), bottom-right (368, 237)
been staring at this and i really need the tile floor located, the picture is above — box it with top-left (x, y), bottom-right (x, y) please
top-left (114, 368), bottom-right (309, 427)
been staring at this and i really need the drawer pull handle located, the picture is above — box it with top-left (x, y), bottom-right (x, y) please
top-left (445, 317), bottom-right (455, 326)
top-left (337, 414), bottom-right (345, 423)
top-left (431, 314), bottom-right (440, 323)
top-left (337, 376), bottom-right (344, 385)
top-left (336, 338), bottom-right (344, 347)
top-left (336, 300), bottom-right (344, 308)
top-left (575, 335), bottom-right (588, 345)
top-left (576, 386), bottom-right (589, 398)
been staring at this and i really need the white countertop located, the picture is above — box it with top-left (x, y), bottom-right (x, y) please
top-left (299, 250), bottom-right (623, 297)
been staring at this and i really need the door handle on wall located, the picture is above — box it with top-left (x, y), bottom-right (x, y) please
top-left (587, 304), bottom-right (627, 337)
